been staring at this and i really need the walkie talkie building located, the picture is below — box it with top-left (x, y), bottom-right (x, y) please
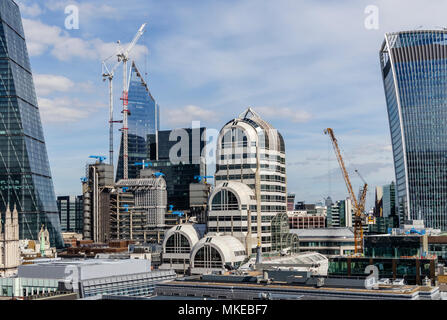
top-left (380, 30), bottom-right (447, 230)
top-left (0, 0), bottom-right (63, 246)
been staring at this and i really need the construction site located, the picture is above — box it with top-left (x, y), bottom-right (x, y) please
top-left (79, 23), bottom-right (211, 247)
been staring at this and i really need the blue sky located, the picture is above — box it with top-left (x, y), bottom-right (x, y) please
top-left (15, 0), bottom-right (447, 209)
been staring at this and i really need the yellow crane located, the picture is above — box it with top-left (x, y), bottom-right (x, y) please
top-left (324, 128), bottom-right (368, 254)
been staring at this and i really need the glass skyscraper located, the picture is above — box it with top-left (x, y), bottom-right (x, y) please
top-left (116, 62), bottom-right (160, 181)
top-left (380, 30), bottom-right (447, 230)
top-left (0, 0), bottom-right (63, 246)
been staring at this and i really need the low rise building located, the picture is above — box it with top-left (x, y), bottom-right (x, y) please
top-left (0, 259), bottom-right (175, 299)
top-left (288, 211), bottom-right (325, 229)
top-left (290, 228), bottom-right (355, 257)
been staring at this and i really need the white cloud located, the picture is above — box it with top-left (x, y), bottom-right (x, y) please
top-left (22, 19), bottom-right (148, 62)
top-left (255, 107), bottom-right (312, 123)
top-left (16, 1), bottom-right (43, 17)
top-left (38, 97), bottom-right (106, 124)
top-left (44, 0), bottom-right (119, 20)
top-left (33, 73), bottom-right (95, 97)
top-left (33, 74), bottom-right (75, 96)
top-left (164, 105), bottom-right (216, 127)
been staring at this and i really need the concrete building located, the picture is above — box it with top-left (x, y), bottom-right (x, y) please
top-left (82, 160), bottom-right (114, 243)
top-left (189, 234), bottom-right (247, 275)
top-left (288, 211), bottom-right (325, 229)
top-left (287, 193), bottom-right (295, 212)
top-left (111, 170), bottom-right (167, 242)
top-left (155, 270), bottom-right (440, 300)
top-left (189, 181), bottom-right (212, 224)
top-left (290, 228), bottom-right (355, 257)
top-left (327, 198), bottom-right (352, 228)
top-left (0, 205), bottom-right (19, 277)
top-left (159, 224), bottom-right (202, 274)
top-left (211, 108), bottom-right (298, 255)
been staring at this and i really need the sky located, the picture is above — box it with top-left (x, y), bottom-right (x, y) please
top-left (14, 0), bottom-right (447, 210)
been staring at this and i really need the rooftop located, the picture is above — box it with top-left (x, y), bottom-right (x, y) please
top-left (290, 228), bottom-right (354, 238)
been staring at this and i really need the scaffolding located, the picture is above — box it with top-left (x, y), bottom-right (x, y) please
top-left (110, 175), bottom-right (167, 242)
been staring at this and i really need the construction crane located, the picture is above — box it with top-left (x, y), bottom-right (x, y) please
top-left (134, 161), bottom-right (152, 169)
top-left (102, 23), bottom-right (147, 177)
top-left (102, 54), bottom-right (121, 168)
top-left (324, 128), bottom-right (368, 255)
top-left (118, 23), bottom-right (147, 180)
top-left (194, 175), bottom-right (214, 183)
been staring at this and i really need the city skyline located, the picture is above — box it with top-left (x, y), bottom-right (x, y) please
top-left (15, 0), bottom-right (447, 209)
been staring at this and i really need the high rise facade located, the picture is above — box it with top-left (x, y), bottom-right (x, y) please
top-left (57, 195), bottom-right (83, 234)
top-left (382, 182), bottom-right (396, 218)
top-left (380, 30), bottom-right (447, 230)
top-left (0, 0), bottom-right (62, 246)
top-left (147, 127), bottom-right (207, 211)
top-left (209, 108), bottom-right (298, 254)
top-left (116, 62), bottom-right (160, 181)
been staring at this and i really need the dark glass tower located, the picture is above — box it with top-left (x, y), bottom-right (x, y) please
top-left (147, 128), bottom-right (207, 210)
top-left (380, 30), bottom-right (447, 230)
top-left (0, 0), bottom-right (63, 246)
top-left (116, 62), bottom-right (160, 181)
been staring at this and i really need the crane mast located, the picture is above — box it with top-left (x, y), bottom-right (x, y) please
top-left (324, 128), bottom-right (367, 254)
top-left (118, 23), bottom-right (147, 180)
top-left (102, 23), bottom-right (146, 179)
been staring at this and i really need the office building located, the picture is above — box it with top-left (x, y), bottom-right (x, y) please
top-left (116, 62), bottom-right (160, 181)
top-left (327, 198), bottom-right (352, 228)
top-left (329, 256), bottom-right (437, 286)
top-left (147, 127), bottom-right (207, 211)
top-left (81, 160), bottom-right (114, 243)
top-left (0, 0), bottom-right (63, 247)
top-left (383, 182), bottom-right (397, 218)
top-left (57, 196), bottom-right (83, 234)
top-left (288, 211), bottom-right (325, 229)
top-left (290, 228), bottom-right (355, 256)
top-left (287, 193), bottom-right (295, 212)
top-left (380, 30), bottom-right (447, 229)
top-left (0, 259), bottom-right (175, 299)
top-left (210, 108), bottom-right (298, 254)
top-left (374, 186), bottom-right (383, 217)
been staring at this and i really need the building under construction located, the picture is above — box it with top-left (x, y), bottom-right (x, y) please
top-left (82, 159), bottom-right (114, 243)
top-left (110, 169), bottom-right (167, 243)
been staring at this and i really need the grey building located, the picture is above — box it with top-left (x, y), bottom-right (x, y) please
top-left (0, 0), bottom-right (63, 247)
top-left (57, 196), bottom-right (83, 234)
top-left (0, 259), bottom-right (175, 298)
top-left (290, 228), bottom-right (355, 257)
top-left (81, 160), bottom-right (114, 242)
top-left (380, 30), bottom-right (447, 229)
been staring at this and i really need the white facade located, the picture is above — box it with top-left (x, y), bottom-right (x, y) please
top-left (189, 234), bottom-right (247, 275)
top-left (159, 224), bottom-right (201, 274)
top-left (211, 108), bottom-right (289, 254)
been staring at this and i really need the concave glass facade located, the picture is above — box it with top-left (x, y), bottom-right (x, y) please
top-left (380, 30), bottom-right (447, 230)
top-left (116, 62), bottom-right (160, 181)
top-left (0, 0), bottom-right (63, 246)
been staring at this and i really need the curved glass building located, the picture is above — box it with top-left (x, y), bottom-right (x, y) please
top-left (116, 62), bottom-right (160, 181)
top-left (380, 30), bottom-right (447, 230)
top-left (0, 0), bottom-right (63, 246)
